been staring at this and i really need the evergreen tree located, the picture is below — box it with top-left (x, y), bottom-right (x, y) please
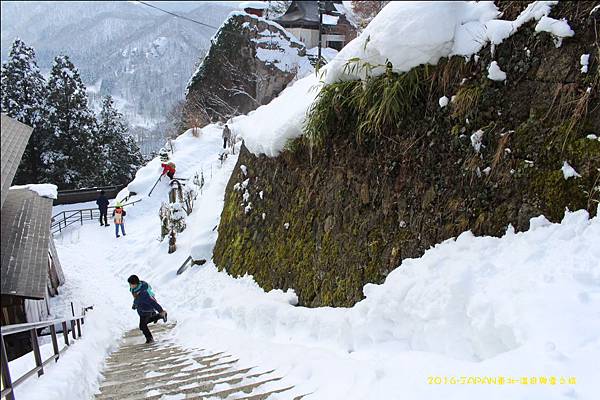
top-left (97, 95), bottom-right (144, 185)
top-left (1, 38), bottom-right (47, 183)
top-left (43, 55), bottom-right (100, 188)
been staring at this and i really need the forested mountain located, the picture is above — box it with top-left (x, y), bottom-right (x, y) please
top-left (1, 1), bottom-right (236, 138)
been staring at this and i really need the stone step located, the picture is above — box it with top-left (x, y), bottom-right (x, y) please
top-left (102, 361), bottom-right (196, 381)
top-left (106, 350), bottom-right (187, 366)
top-left (99, 365), bottom-right (257, 396)
top-left (235, 386), bottom-right (297, 400)
top-left (121, 323), bottom-right (176, 337)
top-left (95, 325), bottom-right (295, 400)
top-left (184, 377), bottom-right (285, 399)
top-left (96, 369), bottom-right (275, 400)
top-left (105, 356), bottom-right (239, 380)
top-left (100, 358), bottom-right (243, 389)
top-left (104, 352), bottom-right (231, 375)
top-left (149, 376), bottom-right (284, 400)
top-left (106, 349), bottom-right (224, 368)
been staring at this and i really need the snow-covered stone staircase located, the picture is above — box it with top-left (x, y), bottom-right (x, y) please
top-left (95, 323), bottom-right (300, 399)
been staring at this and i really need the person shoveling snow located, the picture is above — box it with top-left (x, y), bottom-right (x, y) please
top-left (161, 161), bottom-right (176, 179)
top-left (148, 161), bottom-right (177, 197)
top-left (128, 275), bottom-right (168, 344)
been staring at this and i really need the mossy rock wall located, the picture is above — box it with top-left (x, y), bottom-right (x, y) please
top-left (213, 2), bottom-right (600, 307)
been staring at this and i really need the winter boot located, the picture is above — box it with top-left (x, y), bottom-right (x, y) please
top-left (145, 336), bottom-right (154, 344)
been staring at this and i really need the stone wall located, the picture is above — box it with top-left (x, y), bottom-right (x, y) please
top-left (213, 2), bottom-right (600, 307)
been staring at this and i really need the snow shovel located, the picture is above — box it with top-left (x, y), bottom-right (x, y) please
top-left (148, 174), bottom-right (163, 197)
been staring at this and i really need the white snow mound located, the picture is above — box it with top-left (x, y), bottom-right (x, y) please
top-left (10, 183), bottom-right (58, 199)
top-left (561, 161), bottom-right (581, 179)
top-left (230, 74), bottom-right (321, 157)
top-left (487, 61), bottom-right (507, 81)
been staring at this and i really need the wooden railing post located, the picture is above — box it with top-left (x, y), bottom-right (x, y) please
top-left (30, 329), bottom-right (43, 377)
top-left (49, 324), bottom-right (59, 362)
top-left (71, 320), bottom-right (76, 340)
top-left (62, 321), bottom-right (69, 346)
top-left (1, 335), bottom-right (15, 400)
top-left (76, 318), bottom-right (82, 338)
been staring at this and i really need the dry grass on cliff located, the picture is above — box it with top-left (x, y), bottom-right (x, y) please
top-left (305, 66), bottom-right (432, 148)
top-left (451, 85), bottom-right (482, 119)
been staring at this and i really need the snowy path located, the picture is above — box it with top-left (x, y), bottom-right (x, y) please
top-left (11, 126), bottom-right (310, 399)
top-left (95, 323), bottom-right (299, 400)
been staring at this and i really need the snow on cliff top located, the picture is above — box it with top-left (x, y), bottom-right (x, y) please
top-left (230, 74), bottom-right (320, 157)
top-left (232, 1), bottom-right (561, 157)
top-left (324, 1), bottom-right (559, 83)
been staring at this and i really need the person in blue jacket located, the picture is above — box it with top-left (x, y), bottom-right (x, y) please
top-left (127, 275), bottom-right (168, 343)
top-left (96, 190), bottom-right (109, 226)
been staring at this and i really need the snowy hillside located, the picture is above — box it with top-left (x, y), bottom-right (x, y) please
top-left (6, 1), bottom-right (599, 399)
top-left (0, 1), bottom-right (236, 129)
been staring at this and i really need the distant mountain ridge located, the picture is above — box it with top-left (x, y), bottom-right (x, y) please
top-left (1, 1), bottom-right (237, 132)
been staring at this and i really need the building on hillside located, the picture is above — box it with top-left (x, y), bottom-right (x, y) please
top-left (240, 1), bottom-right (268, 18)
top-left (0, 114), bottom-right (65, 360)
top-left (274, 1), bottom-right (358, 50)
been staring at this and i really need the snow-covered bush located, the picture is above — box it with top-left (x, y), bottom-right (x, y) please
top-left (169, 202), bottom-right (187, 233)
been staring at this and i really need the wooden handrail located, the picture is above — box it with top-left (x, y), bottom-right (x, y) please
top-left (51, 198), bottom-right (142, 221)
top-left (50, 199), bottom-right (142, 234)
top-left (0, 316), bottom-right (85, 336)
top-left (0, 306), bottom-right (92, 400)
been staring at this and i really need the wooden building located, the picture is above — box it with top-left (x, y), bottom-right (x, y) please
top-left (274, 1), bottom-right (358, 50)
top-left (0, 114), bottom-right (65, 359)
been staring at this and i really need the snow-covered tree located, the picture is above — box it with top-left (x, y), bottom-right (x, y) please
top-left (97, 95), bottom-right (144, 185)
top-left (42, 55), bottom-right (99, 188)
top-left (1, 38), bottom-right (48, 183)
top-left (265, 1), bottom-right (291, 19)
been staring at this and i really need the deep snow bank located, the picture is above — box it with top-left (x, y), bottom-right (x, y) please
top-left (230, 74), bottom-right (320, 157)
top-left (324, 1), bottom-right (559, 83)
top-left (174, 209), bottom-right (600, 399)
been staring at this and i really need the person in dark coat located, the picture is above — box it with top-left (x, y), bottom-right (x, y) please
top-left (128, 275), bottom-right (167, 343)
top-left (222, 124), bottom-right (231, 149)
top-left (96, 190), bottom-right (109, 226)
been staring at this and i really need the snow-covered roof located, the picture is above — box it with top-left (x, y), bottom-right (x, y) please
top-left (333, 2), bottom-right (358, 28)
top-left (240, 1), bottom-right (268, 10)
top-left (10, 183), bottom-right (58, 199)
top-left (1, 188), bottom-right (54, 299)
top-left (275, 1), bottom-right (344, 28)
top-left (1, 114), bottom-right (33, 209)
top-left (322, 14), bottom-right (339, 25)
